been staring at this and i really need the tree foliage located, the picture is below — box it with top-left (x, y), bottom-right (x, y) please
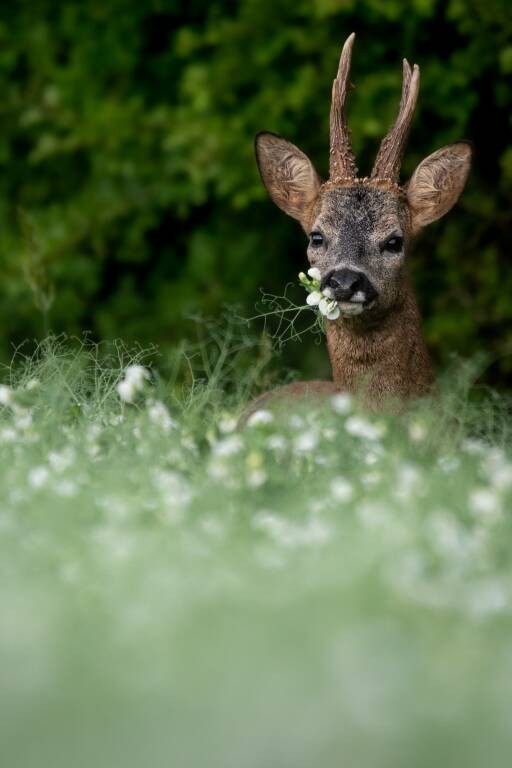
top-left (0, 0), bottom-right (511, 382)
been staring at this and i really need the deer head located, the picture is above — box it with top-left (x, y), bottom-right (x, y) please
top-left (255, 33), bottom-right (471, 321)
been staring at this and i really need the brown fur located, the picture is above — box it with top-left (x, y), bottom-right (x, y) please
top-left (246, 37), bottom-right (471, 419)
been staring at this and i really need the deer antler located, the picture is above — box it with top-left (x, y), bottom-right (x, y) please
top-left (371, 59), bottom-right (420, 182)
top-left (329, 33), bottom-right (358, 181)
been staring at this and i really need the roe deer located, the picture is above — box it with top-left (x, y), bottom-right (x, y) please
top-left (248, 33), bottom-right (471, 416)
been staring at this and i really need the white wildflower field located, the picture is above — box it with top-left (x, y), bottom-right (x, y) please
top-left (2, 336), bottom-right (512, 767)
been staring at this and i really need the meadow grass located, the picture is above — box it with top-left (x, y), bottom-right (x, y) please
top-left (1, 330), bottom-right (512, 768)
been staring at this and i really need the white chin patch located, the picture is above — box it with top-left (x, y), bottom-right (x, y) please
top-left (339, 302), bottom-right (364, 316)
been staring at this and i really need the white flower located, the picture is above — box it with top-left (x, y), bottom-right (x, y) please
top-left (306, 291), bottom-right (322, 306)
top-left (468, 487), bottom-right (500, 519)
top-left (361, 471), bottom-right (382, 486)
top-left (345, 415), bottom-right (383, 441)
top-left (247, 469), bottom-right (267, 488)
top-left (408, 420), bottom-right (427, 442)
top-left (331, 393), bottom-right (352, 414)
top-left (116, 365), bottom-right (150, 403)
top-left (28, 466), bottom-right (49, 489)
top-left (212, 435), bottom-right (243, 458)
top-left (0, 384), bottom-right (14, 407)
top-left (437, 455), bottom-right (460, 473)
top-left (0, 427), bottom-right (17, 443)
top-left (293, 431), bottom-right (318, 453)
top-left (481, 449), bottom-right (512, 490)
top-left (265, 434), bottom-right (287, 453)
top-left (25, 378), bottom-right (40, 391)
top-left (491, 463), bottom-right (512, 490)
top-left (124, 365), bottom-right (150, 387)
top-left (394, 463), bottom-right (420, 499)
top-left (116, 378), bottom-right (139, 403)
top-left (218, 416), bottom-right (238, 434)
top-left (253, 511), bottom-right (330, 547)
top-left (54, 479), bottom-right (77, 497)
top-left (318, 297), bottom-right (340, 320)
top-left (14, 411), bottom-right (33, 431)
top-left (307, 267), bottom-right (321, 281)
top-left (147, 400), bottom-right (176, 431)
top-left (330, 477), bottom-right (354, 502)
top-left (153, 470), bottom-right (192, 516)
top-left (460, 438), bottom-right (488, 455)
top-left (246, 409), bottom-right (274, 427)
top-left (48, 448), bottom-right (75, 472)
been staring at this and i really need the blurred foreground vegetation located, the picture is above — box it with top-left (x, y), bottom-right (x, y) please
top-left (0, 0), bottom-right (511, 385)
top-left (2, 335), bottom-right (512, 766)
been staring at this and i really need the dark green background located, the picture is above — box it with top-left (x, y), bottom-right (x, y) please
top-left (1, 0), bottom-right (511, 383)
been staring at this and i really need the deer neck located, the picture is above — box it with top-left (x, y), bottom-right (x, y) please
top-left (326, 284), bottom-right (434, 405)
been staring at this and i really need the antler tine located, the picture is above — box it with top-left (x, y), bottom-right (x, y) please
top-left (329, 32), bottom-right (358, 181)
top-left (399, 59), bottom-right (412, 111)
top-left (371, 60), bottom-right (420, 182)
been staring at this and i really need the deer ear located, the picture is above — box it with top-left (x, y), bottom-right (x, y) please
top-left (406, 143), bottom-right (471, 232)
top-left (255, 132), bottom-right (321, 228)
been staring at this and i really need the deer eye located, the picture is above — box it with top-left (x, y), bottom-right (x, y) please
top-left (310, 232), bottom-right (324, 247)
top-left (382, 235), bottom-right (403, 254)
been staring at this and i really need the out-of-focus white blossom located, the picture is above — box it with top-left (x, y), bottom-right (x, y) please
top-left (116, 365), bottom-right (150, 403)
top-left (253, 510), bottom-right (330, 547)
top-left (218, 416), bottom-right (238, 434)
top-left (408, 420), bottom-right (427, 442)
top-left (247, 469), bottom-right (267, 488)
top-left (28, 466), bottom-right (49, 489)
top-left (116, 378), bottom-right (139, 403)
top-left (0, 385), bottom-right (14, 407)
top-left (48, 448), bottom-right (75, 473)
top-left (15, 411), bottom-right (33, 431)
top-left (307, 267), bottom-right (321, 281)
top-left (468, 487), bottom-right (501, 519)
top-left (0, 427), bottom-right (17, 443)
top-left (460, 438), bottom-right (488, 455)
top-left (212, 435), bottom-right (243, 458)
top-left (147, 400), bottom-right (176, 432)
top-left (265, 434), bottom-right (287, 453)
top-left (54, 479), bottom-right (77, 498)
top-left (124, 365), bottom-right (150, 387)
top-left (330, 477), bottom-right (354, 502)
top-left (438, 455), bottom-right (460, 473)
top-left (246, 409), bottom-right (274, 427)
top-left (293, 431), bottom-right (318, 453)
top-left (331, 393), bottom-right (352, 414)
top-left (288, 414), bottom-right (305, 430)
top-left (345, 415), bottom-right (384, 441)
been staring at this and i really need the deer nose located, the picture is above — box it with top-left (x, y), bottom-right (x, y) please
top-left (323, 269), bottom-right (377, 303)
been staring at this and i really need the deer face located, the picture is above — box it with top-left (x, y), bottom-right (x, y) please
top-left (306, 184), bottom-right (409, 317)
top-left (255, 34), bottom-right (471, 322)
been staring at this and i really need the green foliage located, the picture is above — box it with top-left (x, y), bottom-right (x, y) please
top-left (0, 0), bottom-right (511, 382)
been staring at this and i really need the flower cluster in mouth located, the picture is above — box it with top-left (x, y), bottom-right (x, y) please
top-left (298, 268), bottom-right (341, 320)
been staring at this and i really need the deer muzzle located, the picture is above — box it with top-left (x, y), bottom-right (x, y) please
top-left (322, 268), bottom-right (378, 311)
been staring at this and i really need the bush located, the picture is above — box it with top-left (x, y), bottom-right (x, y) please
top-left (0, 0), bottom-right (511, 383)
